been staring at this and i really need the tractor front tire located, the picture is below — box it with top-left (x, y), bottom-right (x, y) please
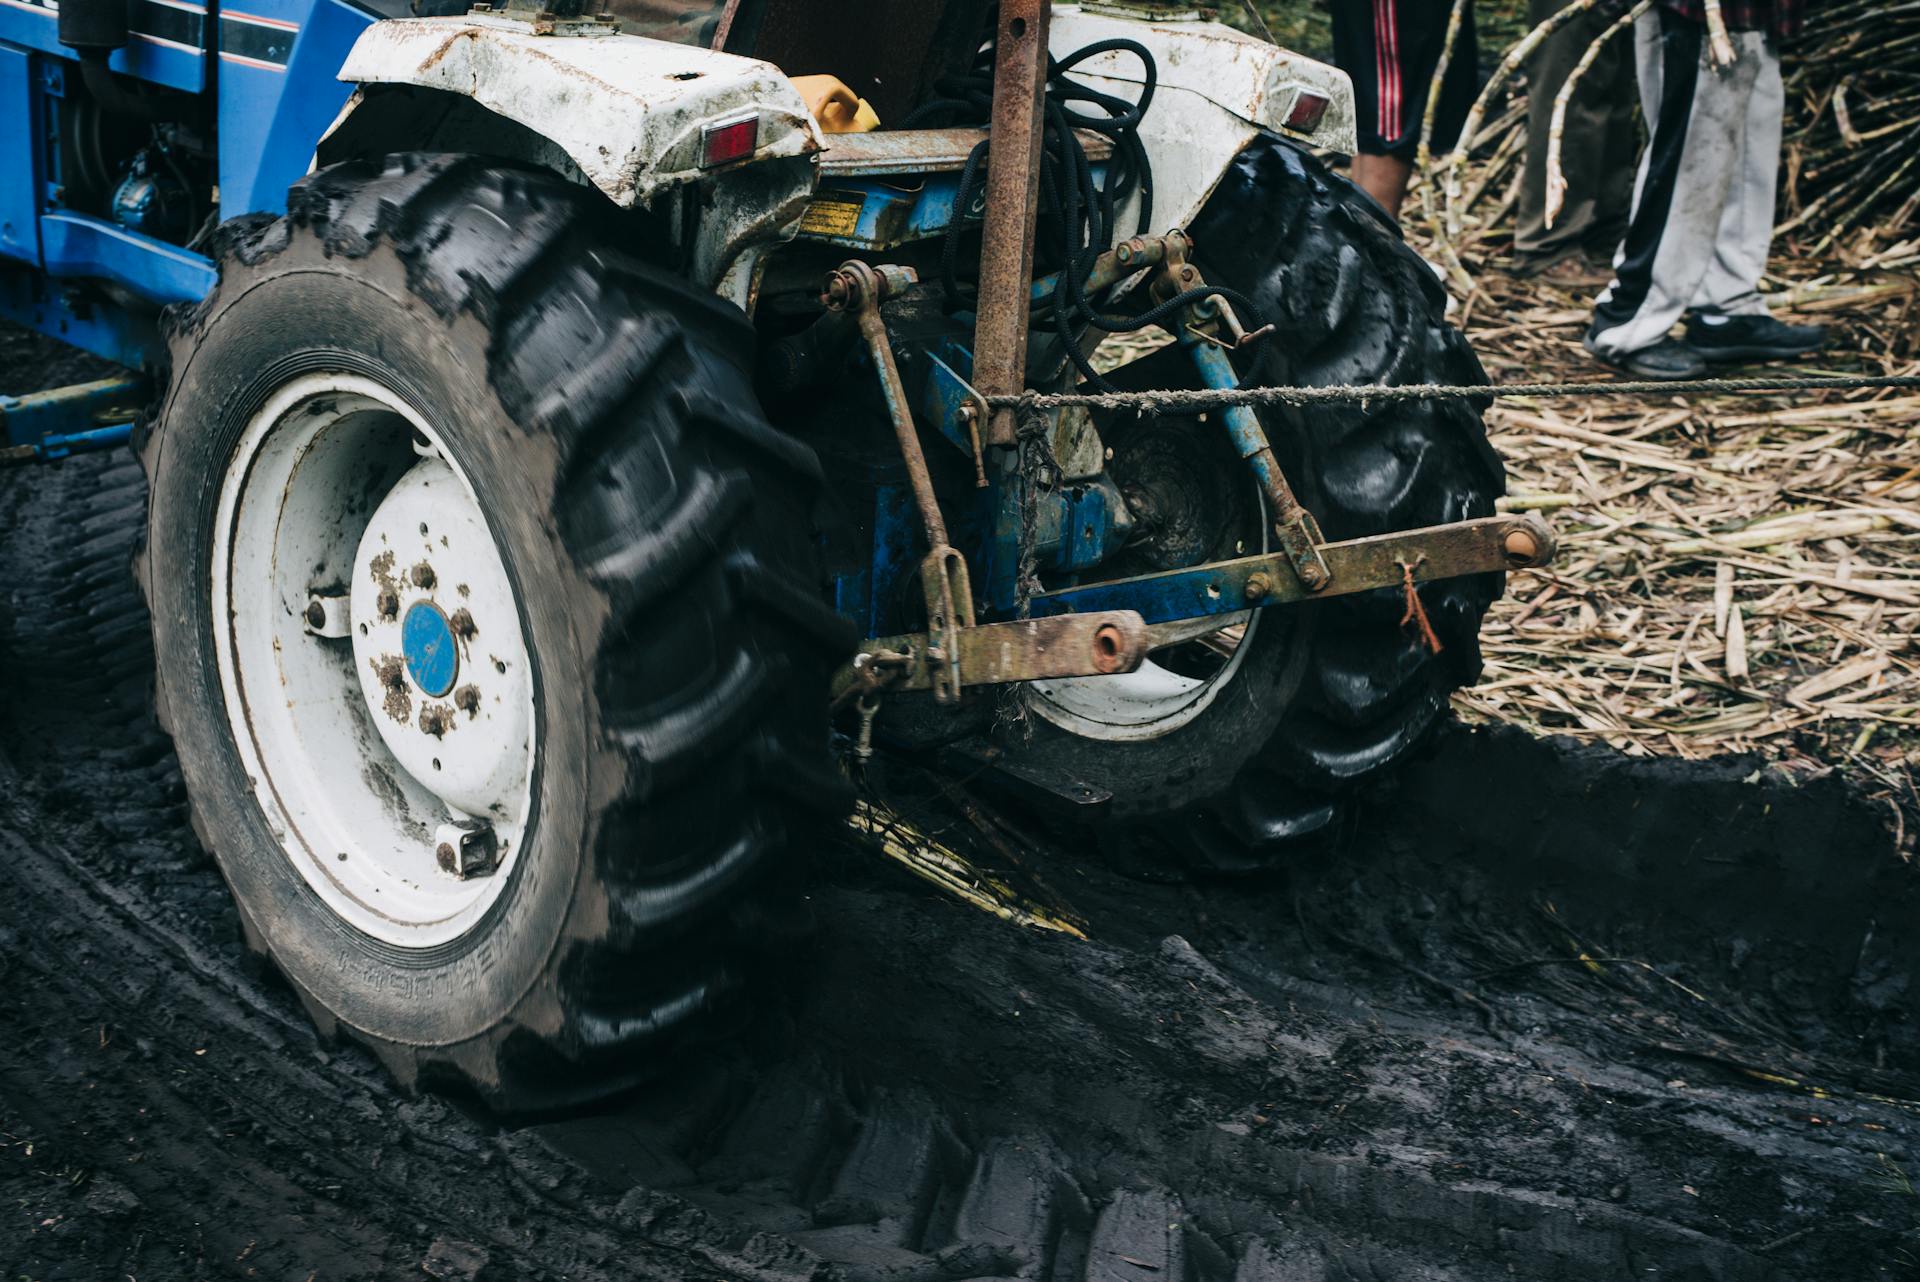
top-left (139, 155), bottom-right (846, 1109)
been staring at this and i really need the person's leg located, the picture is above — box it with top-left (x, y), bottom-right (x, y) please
top-left (1352, 152), bottom-right (1415, 218)
top-left (1589, 10), bottom-right (1753, 365)
top-left (1693, 30), bottom-right (1780, 319)
top-left (1684, 36), bottom-right (1826, 360)
top-left (1330, 0), bottom-right (1409, 216)
top-left (1366, 0), bottom-right (1476, 221)
top-left (1585, 12), bottom-right (1643, 260)
top-left (1516, 0), bottom-right (1618, 270)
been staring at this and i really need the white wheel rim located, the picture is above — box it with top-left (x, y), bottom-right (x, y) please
top-left (1026, 611), bottom-right (1260, 741)
top-left (211, 373), bottom-right (537, 949)
top-left (1027, 468), bottom-right (1269, 743)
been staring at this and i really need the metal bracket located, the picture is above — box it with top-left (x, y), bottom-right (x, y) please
top-left (302, 592), bottom-right (352, 639)
top-left (919, 352), bottom-right (990, 488)
top-left (920, 544), bottom-right (977, 703)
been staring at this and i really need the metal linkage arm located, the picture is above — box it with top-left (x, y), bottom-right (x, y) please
top-left (1028, 514), bottom-right (1556, 624)
top-left (0, 376), bottom-right (146, 466)
top-left (824, 260), bottom-right (978, 705)
top-left (833, 610), bottom-right (1149, 705)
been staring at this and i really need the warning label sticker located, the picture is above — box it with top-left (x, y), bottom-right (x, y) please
top-left (799, 197), bottom-right (864, 239)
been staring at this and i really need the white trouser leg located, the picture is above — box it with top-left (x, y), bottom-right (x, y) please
top-left (1589, 13), bottom-right (1768, 357)
top-left (1692, 31), bottom-right (1781, 320)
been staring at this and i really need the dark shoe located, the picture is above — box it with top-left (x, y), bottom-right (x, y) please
top-left (1512, 248), bottom-right (1609, 287)
top-left (1584, 332), bottom-right (1707, 380)
top-left (1686, 313), bottom-right (1829, 362)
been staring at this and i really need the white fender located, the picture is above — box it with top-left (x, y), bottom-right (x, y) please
top-left (333, 16), bottom-right (822, 210)
top-left (1049, 5), bottom-right (1358, 228)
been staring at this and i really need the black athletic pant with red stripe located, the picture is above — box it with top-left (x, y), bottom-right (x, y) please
top-left (1330, 0), bottom-right (1480, 159)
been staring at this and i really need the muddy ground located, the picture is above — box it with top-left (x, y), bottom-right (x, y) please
top-left (3, 326), bottom-right (1918, 1280)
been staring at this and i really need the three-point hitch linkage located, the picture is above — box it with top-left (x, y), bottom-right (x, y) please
top-left (824, 0), bottom-right (1554, 715)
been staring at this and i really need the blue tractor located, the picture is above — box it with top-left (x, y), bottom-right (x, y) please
top-left (0, 0), bottom-right (1551, 1106)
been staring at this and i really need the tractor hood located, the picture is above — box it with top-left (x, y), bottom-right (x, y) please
top-left (335, 17), bottom-right (822, 208)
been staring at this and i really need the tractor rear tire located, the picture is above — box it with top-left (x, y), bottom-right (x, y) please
top-left (1006, 137), bottom-right (1505, 869)
top-left (139, 154), bottom-right (848, 1109)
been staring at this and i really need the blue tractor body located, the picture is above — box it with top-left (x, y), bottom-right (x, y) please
top-left (0, 0), bottom-right (366, 388)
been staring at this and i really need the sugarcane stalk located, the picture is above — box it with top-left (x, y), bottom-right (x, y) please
top-left (1417, 0), bottom-right (1475, 291)
top-left (1443, 0), bottom-right (1612, 240)
top-left (1545, 0), bottom-right (1653, 229)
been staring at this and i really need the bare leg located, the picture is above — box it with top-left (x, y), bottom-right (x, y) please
top-left (1351, 153), bottom-right (1414, 221)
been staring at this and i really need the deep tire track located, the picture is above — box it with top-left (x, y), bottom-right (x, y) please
top-left (3, 330), bottom-right (1918, 1280)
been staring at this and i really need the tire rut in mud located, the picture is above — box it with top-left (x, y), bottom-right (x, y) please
top-left (2, 354), bottom-right (1917, 1280)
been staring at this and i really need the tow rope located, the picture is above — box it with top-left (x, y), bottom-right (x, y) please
top-left (988, 373), bottom-right (1920, 413)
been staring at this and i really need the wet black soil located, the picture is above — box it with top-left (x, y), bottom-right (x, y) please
top-left (3, 325), bottom-right (1917, 1280)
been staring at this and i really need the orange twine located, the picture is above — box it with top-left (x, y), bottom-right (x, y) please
top-left (1399, 561), bottom-right (1443, 655)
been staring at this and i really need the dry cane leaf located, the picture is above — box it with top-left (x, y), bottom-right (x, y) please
top-left (1725, 607), bottom-right (1749, 682)
top-left (1715, 563), bottom-right (1735, 638)
top-left (1787, 653), bottom-right (1890, 705)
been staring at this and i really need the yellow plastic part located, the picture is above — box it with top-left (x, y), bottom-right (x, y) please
top-left (791, 74), bottom-right (881, 134)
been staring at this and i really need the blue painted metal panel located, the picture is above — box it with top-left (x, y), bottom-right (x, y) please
top-left (0, 262), bottom-right (166, 368)
top-left (797, 164), bottom-right (1108, 253)
top-left (797, 173), bottom-right (971, 252)
top-left (0, 0), bottom-right (205, 92)
top-left (217, 0), bottom-right (371, 216)
top-left (866, 484), bottom-right (919, 638)
top-left (1028, 559), bottom-right (1251, 625)
top-left (41, 210), bottom-right (216, 304)
top-left (0, 42), bottom-right (41, 266)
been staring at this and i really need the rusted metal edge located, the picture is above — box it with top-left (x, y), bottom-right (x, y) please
top-left (1029, 514), bottom-right (1558, 624)
top-left (818, 127), bottom-right (1112, 178)
top-left (972, 0), bottom-right (1052, 447)
top-left (833, 610), bottom-right (1149, 702)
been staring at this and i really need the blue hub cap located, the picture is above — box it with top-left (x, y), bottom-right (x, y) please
top-left (401, 601), bottom-right (459, 697)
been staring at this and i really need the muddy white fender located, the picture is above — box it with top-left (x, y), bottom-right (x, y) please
top-left (321, 15), bottom-right (824, 301)
top-left (327, 16), bottom-right (822, 210)
top-left (1048, 4), bottom-right (1358, 227)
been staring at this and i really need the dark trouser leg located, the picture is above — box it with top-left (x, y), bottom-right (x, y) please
top-left (1587, 28), bottom-right (1642, 258)
top-left (1514, 0), bottom-right (1638, 269)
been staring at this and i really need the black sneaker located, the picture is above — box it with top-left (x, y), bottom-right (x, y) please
top-left (1584, 333), bottom-right (1706, 380)
top-left (1686, 313), bottom-right (1828, 362)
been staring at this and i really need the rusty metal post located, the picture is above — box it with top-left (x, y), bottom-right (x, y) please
top-left (973, 0), bottom-right (1051, 447)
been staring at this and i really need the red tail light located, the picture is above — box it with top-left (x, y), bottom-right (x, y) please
top-left (701, 114), bottom-right (760, 168)
top-left (1283, 90), bottom-right (1331, 133)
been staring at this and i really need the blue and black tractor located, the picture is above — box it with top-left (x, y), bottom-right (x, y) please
top-left (0, 0), bottom-right (1550, 1106)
